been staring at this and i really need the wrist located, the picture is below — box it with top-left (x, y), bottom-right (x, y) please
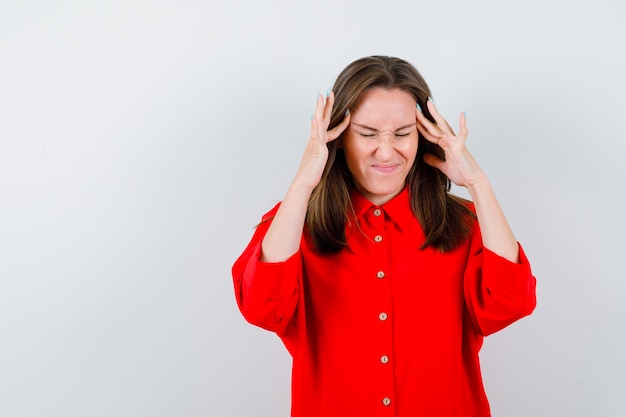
top-left (285, 177), bottom-right (317, 205)
top-left (289, 176), bottom-right (317, 195)
top-left (465, 172), bottom-right (491, 200)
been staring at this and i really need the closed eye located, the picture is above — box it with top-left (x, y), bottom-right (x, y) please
top-left (395, 132), bottom-right (411, 137)
top-left (360, 133), bottom-right (377, 138)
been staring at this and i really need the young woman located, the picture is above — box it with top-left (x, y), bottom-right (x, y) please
top-left (232, 55), bottom-right (536, 417)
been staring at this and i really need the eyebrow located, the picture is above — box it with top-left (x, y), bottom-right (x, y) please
top-left (352, 122), bottom-right (416, 132)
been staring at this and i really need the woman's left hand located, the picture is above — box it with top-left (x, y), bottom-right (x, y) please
top-left (416, 99), bottom-right (485, 189)
top-left (417, 99), bottom-right (521, 263)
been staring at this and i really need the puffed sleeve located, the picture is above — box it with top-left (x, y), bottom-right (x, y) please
top-left (463, 222), bottom-right (537, 337)
top-left (232, 204), bottom-right (301, 337)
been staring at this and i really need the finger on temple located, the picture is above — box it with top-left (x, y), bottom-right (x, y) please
top-left (426, 99), bottom-right (446, 125)
top-left (417, 117), bottom-right (442, 137)
top-left (416, 120), bottom-right (441, 144)
top-left (322, 91), bottom-right (334, 125)
top-left (327, 111), bottom-right (351, 141)
top-left (427, 99), bottom-right (457, 135)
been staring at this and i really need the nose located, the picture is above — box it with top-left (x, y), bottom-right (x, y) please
top-left (374, 133), bottom-right (394, 160)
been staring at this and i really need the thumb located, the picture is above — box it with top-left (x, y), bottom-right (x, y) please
top-left (423, 153), bottom-right (445, 171)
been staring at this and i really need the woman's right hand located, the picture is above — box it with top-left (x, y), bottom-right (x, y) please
top-left (260, 92), bottom-right (350, 263)
top-left (294, 92), bottom-right (351, 191)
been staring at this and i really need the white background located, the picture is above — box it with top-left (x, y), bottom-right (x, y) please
top-left (1, 1), bottom-right (625, 416)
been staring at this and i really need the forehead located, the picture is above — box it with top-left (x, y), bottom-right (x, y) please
top-left (352, 87), bottom-right (416, 127)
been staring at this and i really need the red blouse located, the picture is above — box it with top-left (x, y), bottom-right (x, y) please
top-left (232, 188), bottom-right (536, 417)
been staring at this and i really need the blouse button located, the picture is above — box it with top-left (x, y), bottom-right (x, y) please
top-left (378, 312), bottom-right (388, 321)
top-left (374, 235), bottom-right (383, 243)
top-left (382, 397), bottom-right (391, 406)
top-left (373, 208), bottom-right (382, 216)
top-left (380, 355), bottom-right (389, 364)
top-left (376, 271), bottom-right (385, 279)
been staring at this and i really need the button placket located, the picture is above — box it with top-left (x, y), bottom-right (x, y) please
top-left (370, 205), bottom-right (394, 412)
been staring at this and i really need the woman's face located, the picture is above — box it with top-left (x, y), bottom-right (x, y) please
top-left (342, 87), bottom-right (418, 205)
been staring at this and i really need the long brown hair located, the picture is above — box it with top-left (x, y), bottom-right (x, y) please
top-left (306, 55), bottom-right (474, 254)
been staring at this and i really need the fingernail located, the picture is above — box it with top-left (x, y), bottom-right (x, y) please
top-left (416, 103), bottom-right (422, 112)
top-left (310, 114), bottom-right (314, 122)
top-left (326, 87), bottom-right (332, 97)
top-left (428, 96), bottom-right (435, 104)
top-left (345, 109), bottom-right (350, 117)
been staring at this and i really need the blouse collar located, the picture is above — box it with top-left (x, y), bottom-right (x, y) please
top-left (350, 186), bottom-right (415, 232)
